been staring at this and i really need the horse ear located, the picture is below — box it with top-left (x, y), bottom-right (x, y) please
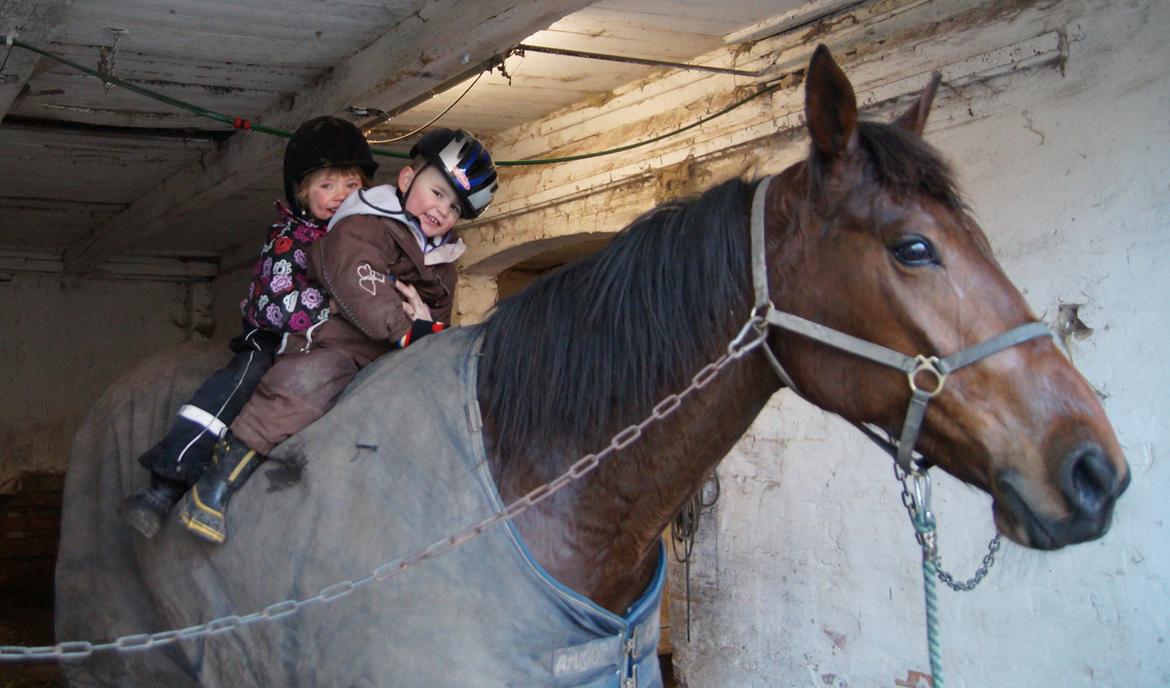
top-left (894, 71), bottom-right (942, 135)
top-left (804, 44), bottom-right (858, 160)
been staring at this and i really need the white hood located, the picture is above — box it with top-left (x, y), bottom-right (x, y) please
top-left (328, 185), bottom-right (465, 265)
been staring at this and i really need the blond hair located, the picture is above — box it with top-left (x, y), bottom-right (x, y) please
top-left (295, 166), bottom-right (372, 208)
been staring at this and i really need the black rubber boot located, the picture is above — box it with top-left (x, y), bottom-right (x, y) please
top-left (123, 472), bottom-right (187, 538)
top-left (178, 433), bottom-right (264, 545)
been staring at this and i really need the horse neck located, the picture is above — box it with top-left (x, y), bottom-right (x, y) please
top-left (489, 335), bottom-right (779, 614)
top-left (481, 177), bottom-right (797, 613)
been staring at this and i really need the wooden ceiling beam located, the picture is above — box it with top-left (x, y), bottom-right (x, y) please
top-left (0, 0), bottom-right (75, 118)
top-left (62, 0), bottom-right (594, 273)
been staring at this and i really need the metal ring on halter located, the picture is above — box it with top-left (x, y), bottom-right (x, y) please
top-left (728, 314), bottom-right (768, 356)
top-left (908, 355), bottom-right (947, 397)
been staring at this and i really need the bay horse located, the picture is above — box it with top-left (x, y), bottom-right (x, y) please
top-left (45, 46), bottom-right (1127, 687)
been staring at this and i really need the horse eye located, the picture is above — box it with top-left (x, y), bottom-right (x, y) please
top-left (890, 234), bottom-right (938, 266)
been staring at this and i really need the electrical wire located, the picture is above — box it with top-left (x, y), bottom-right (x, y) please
top-left (365, 70), bottom-right (484, 145)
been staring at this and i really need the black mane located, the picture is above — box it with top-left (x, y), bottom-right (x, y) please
top-left (809, 119), bottom-right (965, 211)
top-left (479, 120), bottom-right (964, 468)
top-left (478, 178), bottom-right (754, 467)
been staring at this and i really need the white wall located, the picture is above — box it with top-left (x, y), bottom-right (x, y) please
top-left (0, 273), bottom-right (204, 490)
top-left (463, 0), bottom-right (1169, 685)
top-left (668, 2), bottom-right (1170, 686)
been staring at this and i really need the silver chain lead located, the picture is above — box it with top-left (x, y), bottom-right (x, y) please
top-left (0, 320), bottom-right (770, 662)
top-left (894, 462), bottom-right (1000, 592)
top-left (935, 535), bottom-right (1000, 592)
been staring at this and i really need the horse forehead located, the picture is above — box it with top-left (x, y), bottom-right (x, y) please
top-left (840, 189), bottom-right (969, 237)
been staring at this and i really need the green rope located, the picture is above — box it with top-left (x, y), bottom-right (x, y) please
top-left (8, 36), bottom-right (784, 167)
top-left (500, 81), bottom-right (784, 165)
top-left (922, 554), bottom-right (944, 688)
top-left (10, 37), bottom-right (298, 141)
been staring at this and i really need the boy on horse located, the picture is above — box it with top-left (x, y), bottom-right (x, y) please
top-left (177, 128), bottom-right (499, 544)
top-left (122, 116), bottom-right (378, 538)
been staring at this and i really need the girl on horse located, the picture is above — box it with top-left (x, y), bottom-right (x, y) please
top-left (178, 128), bottom-right (499, 545)
top-left (122, 116), bottom-right (378, 539)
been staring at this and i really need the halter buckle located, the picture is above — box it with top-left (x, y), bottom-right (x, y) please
top-left (908, 355), bottom-right (947, 397)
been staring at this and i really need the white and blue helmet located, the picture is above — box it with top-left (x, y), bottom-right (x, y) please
top-left (410, 128), bottom-right (498, 218)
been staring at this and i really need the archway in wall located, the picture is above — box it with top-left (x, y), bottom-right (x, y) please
top-left (494, 234), bottom-right (614, 299)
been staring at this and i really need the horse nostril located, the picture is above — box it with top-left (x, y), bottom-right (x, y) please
top-left (1060, 442), bottom-right (1117, 515)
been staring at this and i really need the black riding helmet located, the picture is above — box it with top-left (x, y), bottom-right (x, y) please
top-left (409, 128), bottom-right (498, 219)
top-left (283, 116), bottom-right (378, 215)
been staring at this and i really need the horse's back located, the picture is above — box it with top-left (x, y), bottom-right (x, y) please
top-left (55, 328), bottom-right (662, 687)
top-left (55, 341), bottom-right (226, 686)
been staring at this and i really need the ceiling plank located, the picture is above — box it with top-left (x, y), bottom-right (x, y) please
top-left (63, 0), bottom-right (594, 273)
top-left (0, 0), bottom-right (75, 118)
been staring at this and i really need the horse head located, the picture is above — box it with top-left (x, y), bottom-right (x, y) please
top-left (765, 45), bottom-right (1129, 550)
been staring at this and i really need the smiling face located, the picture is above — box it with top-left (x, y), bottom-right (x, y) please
top-left (299, 168), bottom-right (365, 221)
top-left (398, 164), bottom-right (462, 238)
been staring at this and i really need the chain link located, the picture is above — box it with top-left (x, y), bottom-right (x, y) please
top-left (1, 320), bottom-right (769, 662)
top-left (935, 534), bottom-right (1001, 592)
top-left (894, 462), bottom-right (1001, 593)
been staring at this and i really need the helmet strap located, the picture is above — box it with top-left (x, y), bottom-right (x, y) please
top-left (398, 161), bottom-right (431, 227)
top-left (397, 178), bottom-right (426, 233)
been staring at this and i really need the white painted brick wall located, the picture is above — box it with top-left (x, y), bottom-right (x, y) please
top-left (666, 1), bottom-right (1170, 686)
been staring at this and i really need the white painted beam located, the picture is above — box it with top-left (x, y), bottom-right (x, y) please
top-left (721, 0), bottom-right (870, 44)
top-left (461, 24), bottom-right (1066, 270)
top-left (479, 32), bottom-right (1064, 223)
top-left (0, 0), bottom-right (74, 118)
top-left (62, 0), bottom-right (595, 273)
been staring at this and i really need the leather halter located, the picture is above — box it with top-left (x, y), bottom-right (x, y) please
top-left (747, 176), bottom-right (1051, 474)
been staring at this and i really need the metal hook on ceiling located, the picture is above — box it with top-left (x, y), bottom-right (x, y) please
top-left (97, 27), bottom-right (129, 92)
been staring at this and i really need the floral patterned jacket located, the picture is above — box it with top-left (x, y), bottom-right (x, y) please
top-left (240, 202), bottom-right (332, 333)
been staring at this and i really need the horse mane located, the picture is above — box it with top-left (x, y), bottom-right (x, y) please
top-left (479, 118), bottom-right (964, 469)
top-left (478, 178), bottom-right (754, 468)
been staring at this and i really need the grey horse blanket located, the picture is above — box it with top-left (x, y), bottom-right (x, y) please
top-left (56, 325), bottom-right (663, 687)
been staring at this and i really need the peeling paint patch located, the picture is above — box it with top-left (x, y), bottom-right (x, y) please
top-left (822, 627), bottom-right (847, 650)
top-left (1057, 302), bottom-right (1094, 342)
top-left (894, 669), bottom-right (934, 687)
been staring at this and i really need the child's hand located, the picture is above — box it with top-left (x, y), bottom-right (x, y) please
top-left (395, 281), bottom-right (433, 322)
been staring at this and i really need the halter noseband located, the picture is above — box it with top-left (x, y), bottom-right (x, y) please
top-left (747, 175), bottom-right (1051, 474)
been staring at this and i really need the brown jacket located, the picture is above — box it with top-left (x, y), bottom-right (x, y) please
top-left (306, 214), bottom-right (458, 361)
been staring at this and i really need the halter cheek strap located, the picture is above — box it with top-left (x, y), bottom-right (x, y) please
top-left (747, 176), bottom-right (1052, 473)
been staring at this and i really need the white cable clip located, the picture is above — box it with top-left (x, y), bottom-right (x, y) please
top-left (5, 32), bottom-right (15, 47)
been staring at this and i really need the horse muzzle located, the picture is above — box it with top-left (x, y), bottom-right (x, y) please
top-left (993, 442), bottom-right (1130, 550)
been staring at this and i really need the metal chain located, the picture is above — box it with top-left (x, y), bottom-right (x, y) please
top-left (0, 318), bottom-right (770, 662)
top-left (935, 534), bottom-right (1001, 592)
top-left (894, 462), bottom-right (1001, 592)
